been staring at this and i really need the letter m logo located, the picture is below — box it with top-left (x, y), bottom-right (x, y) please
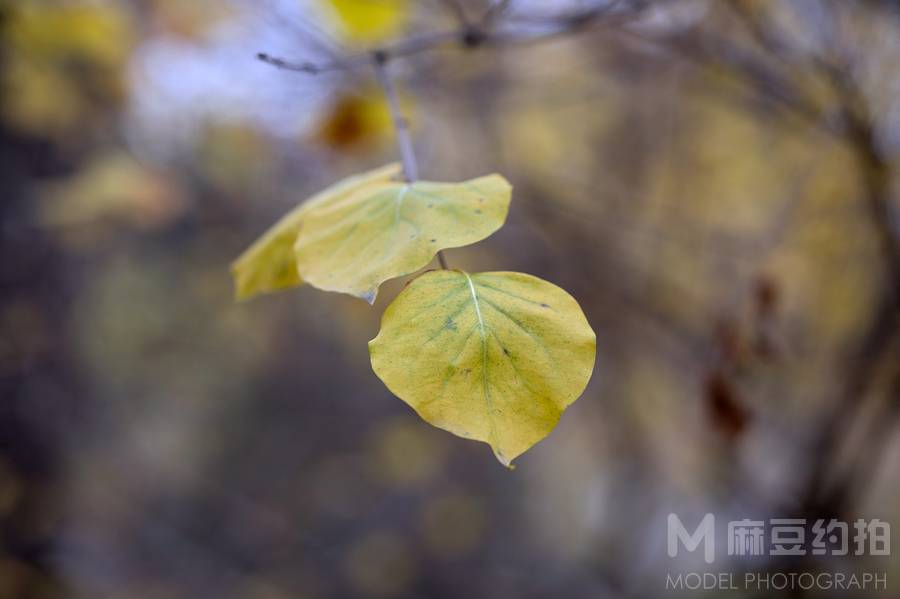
top-left (668, 513), bottom-right (715, 564)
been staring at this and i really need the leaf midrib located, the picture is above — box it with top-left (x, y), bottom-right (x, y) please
top-left (463, 272), bottom-right (496, 449)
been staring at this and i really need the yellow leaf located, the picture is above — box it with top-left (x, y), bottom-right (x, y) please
top-left (231, 163), bottom-right (402, 301)
top-left (324, 0), bottom-right (409, 44)
top-left (369, 270), bottom-right (596, 466)
top-left (294, 174), bottom-right (512, 303)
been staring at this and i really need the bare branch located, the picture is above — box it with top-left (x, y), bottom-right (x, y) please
top-left (257, 1), bottom-right (644, 74)
top-left (256, 52), bottom-right (363, 74)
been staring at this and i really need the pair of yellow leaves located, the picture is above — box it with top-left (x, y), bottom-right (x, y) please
top-left (232, 164), bottom-right (596, 466)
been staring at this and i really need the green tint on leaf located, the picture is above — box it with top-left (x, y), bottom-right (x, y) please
top-left (231, 163), bottom-right (401, 301)
top-left (295, 175), bottom-right (511, 303)
top-left (369, 270), bottom-right (596, 466)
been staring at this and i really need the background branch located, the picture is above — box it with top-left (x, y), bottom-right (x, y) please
top-left (257, 1), bottom-right (644, 75)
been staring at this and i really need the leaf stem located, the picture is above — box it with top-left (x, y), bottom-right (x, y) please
top-left (373, 52), bottom-right (449, 270)
top-left (372, 52), bottom-right (418, 182)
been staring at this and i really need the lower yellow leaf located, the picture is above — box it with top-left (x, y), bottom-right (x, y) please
top-left (369, 270), bottom-right (596, 466)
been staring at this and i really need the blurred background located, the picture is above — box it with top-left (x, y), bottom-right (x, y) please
top-left (2, 0), bottom-right (900, 597)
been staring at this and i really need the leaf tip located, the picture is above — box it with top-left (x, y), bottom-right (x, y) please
top-left (492, 447), bottom-right (516, 469)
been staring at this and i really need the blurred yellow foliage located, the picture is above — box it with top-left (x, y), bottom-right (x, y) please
top-left (39, 152), bottom-right (184, 239)
top-left (322, 0), bottom-right (410, 44)
top-left (198, 123), bottom-right (274, 193)
top-left (8, 2), bottom-right (130, 64)
top-left (3, 2), bottom-right (133, 137)
top-left (366, 417), bottom-right (447, 487)
top-left (310, 455), bottom-right (370, 519)
top-left (344, 531), bottom-right (415, 597)
top-left (420, 491), bottom-right (485, 558)
top-left (147, 0), bottom-right (234, 39)
top-left (314, 90), bottom-right (395, 151)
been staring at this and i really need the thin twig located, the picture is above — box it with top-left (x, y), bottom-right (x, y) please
top-left (372, 53), bottom-right (418, 182)
top-left (372, 52), bottom-right (450, 269)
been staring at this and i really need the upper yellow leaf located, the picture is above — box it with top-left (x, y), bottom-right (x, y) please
top-left (231, 163), bottom-right (402, 301)
top-left (294, 175), bottom-right (512, 303)
top-left (369, 270), bottom-right (596, 466)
